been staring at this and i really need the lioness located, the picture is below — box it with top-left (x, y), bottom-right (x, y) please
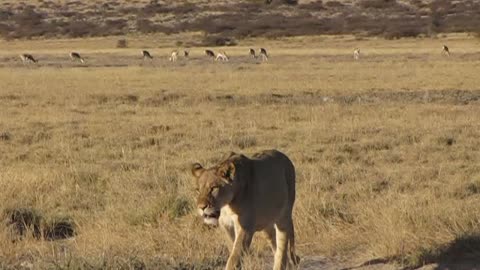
top-left (191, 149), bottom-right (299, 270)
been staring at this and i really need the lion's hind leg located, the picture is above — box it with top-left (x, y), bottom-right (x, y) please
top-left (273, 223), bottom-right (289, 270)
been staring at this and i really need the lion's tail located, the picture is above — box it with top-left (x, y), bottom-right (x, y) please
top-left (288, 221), bottom-right (300, 267)
top-left (286, 157), bottom-right (300, 267)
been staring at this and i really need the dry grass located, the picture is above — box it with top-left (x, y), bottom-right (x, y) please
top-left (1, 34), bottom-right (480, 269)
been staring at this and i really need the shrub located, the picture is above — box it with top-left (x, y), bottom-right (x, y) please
top-left (202, 35), bottom-right (238, 46)
top-left (359, 0), bottom-right (397, 9)
top-left (44, 215), bottom-right (76, 240)
top-left (117, 39), bottom-right (128, 48)
top-left (5, 208), bottom-right (42, 239)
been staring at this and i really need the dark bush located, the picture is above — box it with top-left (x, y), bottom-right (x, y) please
top-left (202, 35), bottom-right (238, 46)
top-left (325, 1), bottom-right (344, 8)
top-left (299, 1), bottom-right (325, 10)
top-left (265, 0), bottom-right (298, 5)
top-left (44, 216), bottom-right (76, 240)
top-left (60, 20), bottom-right (100, 38)
top-left (103, 19), bottom-right (127, 35)
top-left (5, 208), bottom-right (42, 239)
top-left (359, 0), bottom-right (397, 9)
top-left (117, 39), bottom-right (128, 48)
top-left (383, 19), bottom-right (425, 39)
top-left (136, 19), bottom-right (156, 33)
top-left (0, 131), bottom-right (12, 141)
top-left (13, 7), bottom-right (44, 27)
top-left (0, 9), bottom-right (13, 20)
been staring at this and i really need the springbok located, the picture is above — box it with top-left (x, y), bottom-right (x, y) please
top-left (19, 54), bottom-right (38, 64)
top-left (215, 51), bottom-right (229, 62)
top-left (184, 50), bottom-right (189, 58)
top-left (442, 45), bottom-right (450, 56)
top-left (353, 48), bottom-right (360, 60)
top-left (249, 48), bottom-right (256, 59)
top-left (142, 50), bottom-right (153, 60)
top-left (169, 50), bottom-right (178, 62)
top-left (260, 48), bottom-right (268, 61)
top-left (205, 49), bottom-right (215, 59)
top-left (70, 52), bottom-right (85, 63)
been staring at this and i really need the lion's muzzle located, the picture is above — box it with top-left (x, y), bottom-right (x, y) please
top-left (198, 206), bottom-right (220, 226)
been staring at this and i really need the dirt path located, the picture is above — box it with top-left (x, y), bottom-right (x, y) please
top-left (298, 256), bottom-right (480, 270)
top-left (299, 256), bottom-right (397, 270)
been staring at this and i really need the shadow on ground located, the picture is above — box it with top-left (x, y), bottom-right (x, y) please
top-left (335, 234), bottom-right (480, 270)
top-left (417, 233), bottom-right (480, 270)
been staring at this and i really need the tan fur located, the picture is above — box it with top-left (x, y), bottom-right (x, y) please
top-left (353, 48), bottom-right (360, 60)
top-left (191, 149), bottom-right (299, 270)
top-left (169, 50), bottom-right (178, 62)
top-left (215, 51), bottom-right (229, 62)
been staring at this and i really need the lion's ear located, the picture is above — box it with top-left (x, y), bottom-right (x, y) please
top-left (221, 151), bottom-right (237, 161)
top-left (191, 163), bottom-right (204, 178)
top-left (219, 161), bottom-right (236, 183)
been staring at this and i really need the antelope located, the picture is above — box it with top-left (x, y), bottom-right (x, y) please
top-left (205, 49), bottom-right (215, 59)
top-left (260, 48), bottom-right (268, 61)
top-left (249, 48), bottom-right (256, 59)
top-left (169, 50), bottom-right (178, 62)
top-left (442, 45), bottom-right (450, 56)
top-left (142, 50), bottom-right (153, 60)
top-left (184, 50), bottom-right (189, 58)
top-left (353, 48), bottom-right (360, 60)
top-left (215, 51), bottom-right (229, 62)
top-left (70, 52), bottom-right (85, 63)
top-left (19, 54), bottom-right (37, 64)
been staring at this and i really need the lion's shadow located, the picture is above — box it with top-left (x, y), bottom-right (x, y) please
top-left (426, 233), bottom-right (480, 270)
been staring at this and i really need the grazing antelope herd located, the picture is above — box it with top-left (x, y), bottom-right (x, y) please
top-left (15, 44), bottom-right (454, 67)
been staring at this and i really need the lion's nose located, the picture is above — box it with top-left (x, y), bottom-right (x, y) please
top-left (198, 203), bottom-right (208, 210)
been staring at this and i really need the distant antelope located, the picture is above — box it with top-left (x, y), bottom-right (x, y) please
top-left (169, 50), bottom-right (178, 62)
top-left (249, 48), bottom-right (256, 59)
top-left (260, 48), bottom-right (268, 61)
top-left (442, 45), bottom-right (450, 56)
top-left (70, 52), bottom-right (85, 63)
top-left (215, 51), bottom-right (229, 62)
top-left (19, 54), bottom-right (37, 64)
top-left (184, 50), bottom-right (189, 58)
top-left (205, 49), bottom-right (215, 59)
top-left (142, 50), bottom-right (153, 60)
top-left (353, 48), bottom-right (360, 60)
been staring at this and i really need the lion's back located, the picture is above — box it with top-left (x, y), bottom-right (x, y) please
top-left (250, 149), bottom-right (296, 208)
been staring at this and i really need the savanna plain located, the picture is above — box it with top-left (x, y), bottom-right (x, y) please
top-left (1, 34), bottom-right (480, 269)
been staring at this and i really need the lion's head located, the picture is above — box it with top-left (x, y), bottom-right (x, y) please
top-left (191, 158), bottom-right (241, 226)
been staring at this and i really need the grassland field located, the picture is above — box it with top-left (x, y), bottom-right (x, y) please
top-left (0, 33), bottom-right (480, 269)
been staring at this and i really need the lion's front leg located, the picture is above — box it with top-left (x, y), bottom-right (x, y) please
top-left (219, 213), bottom-right (236, 246)
top-left (225, 228), bottom-right (253, 270)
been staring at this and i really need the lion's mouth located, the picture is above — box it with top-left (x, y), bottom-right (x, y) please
top-left (202, 210), bottom-right (220, 226)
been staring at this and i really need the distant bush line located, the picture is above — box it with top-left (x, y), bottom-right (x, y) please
top-left (0, 0), bottom-right (479, 42)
